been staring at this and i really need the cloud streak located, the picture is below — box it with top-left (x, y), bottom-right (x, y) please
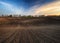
top-left (0, 0), bottom-right (60, 16)
top-left (0, 1), bottom-right (24, 15)
top-left (26, 1), bottom-right (60, 16)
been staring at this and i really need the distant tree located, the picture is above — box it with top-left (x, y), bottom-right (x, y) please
top-left (19, 15), bottom-right (21, 17)
top-left (27, 15), bottom-right (33, 18)
top-left (41, 15), bottom-right (45, 17)
top-left (9, 15), bottom-right (12, 17)
top-left (2, 15), bottom-right (4, 17)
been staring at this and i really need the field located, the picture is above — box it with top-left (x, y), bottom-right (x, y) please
top-left (0, 17), bottom-right (60, 43)
top-left (0, 25), bottom-right (60, 43)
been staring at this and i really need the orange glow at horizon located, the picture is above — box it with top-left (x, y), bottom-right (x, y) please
top-left (33, 1), bottom-right (60, 16)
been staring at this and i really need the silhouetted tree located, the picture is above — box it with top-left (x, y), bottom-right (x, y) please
top-left (9, 15), bottom-right (12, 17)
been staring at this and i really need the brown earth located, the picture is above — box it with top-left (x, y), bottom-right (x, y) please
top-left (0, 25), bottom-right (60, 43)
top-left (0, 17), bottom-right (60, 43)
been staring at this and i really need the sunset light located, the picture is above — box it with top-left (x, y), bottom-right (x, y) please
top-left (32, 1), bottom-right (60, 16)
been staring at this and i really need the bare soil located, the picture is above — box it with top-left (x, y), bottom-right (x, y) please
top-left (0, 25), bottom-right (60, 43)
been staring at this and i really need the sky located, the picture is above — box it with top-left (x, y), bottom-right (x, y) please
top-left (0, 0), bottom-right (60, 16)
